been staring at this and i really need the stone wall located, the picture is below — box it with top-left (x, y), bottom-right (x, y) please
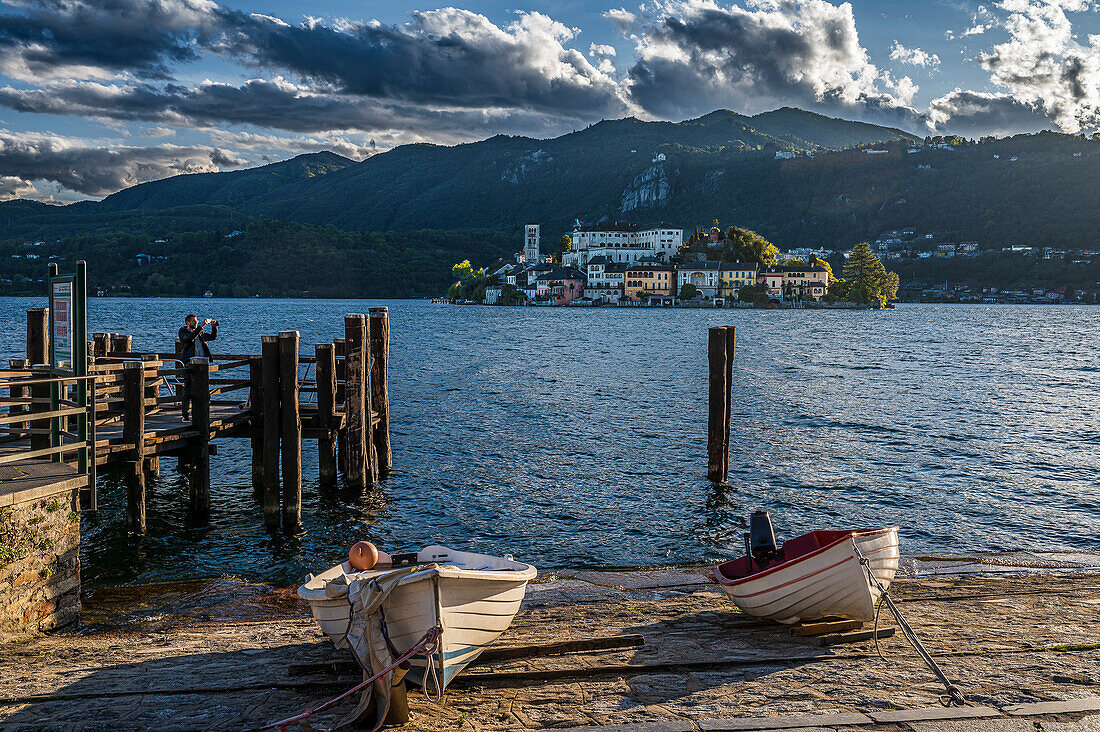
top-left (0, 485), bottom-right (80, 635)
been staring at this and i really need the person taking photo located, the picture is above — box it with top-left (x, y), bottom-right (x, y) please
top-left (178, 313), bottom-right (219, 422)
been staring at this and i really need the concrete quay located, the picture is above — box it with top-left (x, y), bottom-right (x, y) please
top-left (0, 566), bottom-right (1097, 730)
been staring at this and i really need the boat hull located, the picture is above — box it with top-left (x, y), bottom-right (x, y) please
top-left (298, 546), bottom-right (536, 691)
top-left (715, 527), bottom-right (899, 624)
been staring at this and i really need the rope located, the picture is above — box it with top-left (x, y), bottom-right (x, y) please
top-left (260, 624), bottom-right (443, 731)
top-left (855, 546), bottom-right (967, 707)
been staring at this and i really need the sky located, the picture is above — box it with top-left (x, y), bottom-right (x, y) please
top-left (0, 0), bottom-right (1097, 202)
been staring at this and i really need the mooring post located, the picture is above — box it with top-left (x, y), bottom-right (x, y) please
top-left (343, 316), bottom-right (369, 489)
top-left (26, 308), bottom-right (48, 365)
top-left (248, 354), bottom-right (263, 494)
top-left (92, 333), bottom-right (109, 358)
top-left (315, 343), bottom-right (338, 486)
top-left (142, 355), bottom-right (159, 478)
top-left (368, 307), bottom-right (392, 477)
top-left (122, 361), bottom-right (147, 533)
top-left (334, 337), bottom-right (347, 476)
top-left (707, 326), bottom-right (735, 483)
top-left (7, 359), bottom-right (27, 434)
top-left (28, 366), bottom-right (51, 452)
top-left (189, 357), bottom-right (211, 519)
top-left (260, 336), bottom-right (281, 529)
top-left (110, 334), bottom-right (132, 355)
top-left (278, 331), bottom-right (302, 529)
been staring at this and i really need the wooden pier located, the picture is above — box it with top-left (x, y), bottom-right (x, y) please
top-left (1, 308), bottom-right (393, 533)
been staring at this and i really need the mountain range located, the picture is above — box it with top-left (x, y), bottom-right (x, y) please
top-left (3, 107), bottom-right (1100, 258)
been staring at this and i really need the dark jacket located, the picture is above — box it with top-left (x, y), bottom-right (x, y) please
top-left (178, 322), bottom-right (218, 361)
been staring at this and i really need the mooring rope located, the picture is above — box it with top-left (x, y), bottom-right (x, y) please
top-left (260, 624), bottom-right (443, 731)
top-left (855, 546), bottom-right (967, 707)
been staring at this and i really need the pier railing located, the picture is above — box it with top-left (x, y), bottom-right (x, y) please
top-left (0, 368), bottom-right (98, 505)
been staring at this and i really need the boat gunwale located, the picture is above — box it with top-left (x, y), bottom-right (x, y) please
top-left (714, 526), bottom-right (899, 589)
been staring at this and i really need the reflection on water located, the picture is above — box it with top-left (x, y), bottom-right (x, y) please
top-left (1, 298), bottom-right (1098, 591)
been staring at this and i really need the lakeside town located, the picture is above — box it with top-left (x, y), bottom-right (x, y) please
top-left (444, 219), bottom-right (1100, 307)
top-left (450, 222), bottom-right (858, 308)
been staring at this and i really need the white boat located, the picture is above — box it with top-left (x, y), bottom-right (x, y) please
top-left (298, 545), bottom-right (536, 691)
top-left (714, 527), bottom-right (900, 624)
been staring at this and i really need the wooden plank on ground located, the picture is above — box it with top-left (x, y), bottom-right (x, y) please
top-left (812, 627), bottom-right (895, 646)
top-left (790, 619), bottom-right (864, 637)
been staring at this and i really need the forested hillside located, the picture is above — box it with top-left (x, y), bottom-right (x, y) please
top-left (3, 107), bottom-right (1100, 298)
top-left (1, 222), bottom-right (512, 297)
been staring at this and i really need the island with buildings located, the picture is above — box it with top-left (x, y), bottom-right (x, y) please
top-left (449, 221), bottom-right (881, 308)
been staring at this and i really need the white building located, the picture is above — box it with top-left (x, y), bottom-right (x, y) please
top-left (677, 261), bottom-right (722, 299)
top-left (524, 224), bottom-right (540, 263)
top-left (563, 221), bottom-right (683, 268)
top-left (585, 256), bottom-right (626, 304)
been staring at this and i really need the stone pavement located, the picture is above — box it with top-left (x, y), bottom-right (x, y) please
top-left (0, 568), bottom-right (1098, 730)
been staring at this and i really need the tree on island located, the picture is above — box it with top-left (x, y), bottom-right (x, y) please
top-left (836, 241), bottom-right (900, 307)
top-left (553, 234), bottom-right (572, 263)
top-left (498, 283), bottom-right (524, 305)
top-left (679, 283), bottom-right (699, 300)
top-left (722, 227), bottom-right (779, 266)
top-left (447, 259), bottom-right (488, 302)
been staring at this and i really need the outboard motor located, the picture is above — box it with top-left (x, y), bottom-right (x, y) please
top-left (743, 511), bottom-right (781, 570)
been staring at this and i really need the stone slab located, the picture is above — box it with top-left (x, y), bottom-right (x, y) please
top-left (555, 722), bottom-right (695, 732)
top-left (1039, 714), bottom-right (1100, 731)
top-left (909, 720), bottom-right (1035, 732)
top-left (1002, 697), bottom-right (1100, 716)
top-left (869, 706), bottom-right (1001, 723)
top-left (698, 712), bottom-right (873, 730)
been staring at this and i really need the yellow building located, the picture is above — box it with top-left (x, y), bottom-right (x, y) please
top-left (625, 262), bottom-right (675, 303)
top-left (718, 262), bottom-right (759, 300)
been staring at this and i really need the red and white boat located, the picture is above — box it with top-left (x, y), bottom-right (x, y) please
top-left (715, 517), bottom-right (900, 624)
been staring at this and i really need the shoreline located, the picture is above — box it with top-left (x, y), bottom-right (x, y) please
top-left (2, 566), bottom-right (1099, 730)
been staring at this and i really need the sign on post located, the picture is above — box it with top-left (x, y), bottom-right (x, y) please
top-left (50, 279), bottom-right (73, 372)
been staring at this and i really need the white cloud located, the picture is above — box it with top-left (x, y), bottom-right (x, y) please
top-left (0, 128), bottom-right (243, 196)
top-left (976, 0), bottom-right (1100, 133)
top-left (0, 175), bottom-right (37, 200)
top-left (620, 0), bottom-right (916, 122)
top-left (928, 88), bottom-right (1053, 134)
top-left (890, 41), bottom-right (941, 68)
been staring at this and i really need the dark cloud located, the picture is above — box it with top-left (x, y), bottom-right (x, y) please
top-left (0, 78), bottom-right (580, 140)
top-left (620, 0), bottom-right (912, 125)
top-left (928, 89), bottom-right (1054, 136)
top-left (0, 0), bottom-right (225, 80)
top-left (0, 1), bottom-right (627, 117)
top-left (0, 131), bottom-right (243, 195)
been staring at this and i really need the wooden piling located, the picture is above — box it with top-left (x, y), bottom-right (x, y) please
top-left (110, 334), bottom-right (132, 355)
top-left (260, 336), bottom-right (281, 529)
top-left (315, 343), bottom-right (338, 486)
top-left (368, 307), bottom-right (392, 477)
top-left (343, 316), bottom-right (369, 489)
top-left (189, 357), bottom-right (211, 518)
top-left (28, 367), bottom-right (51, 452)
top-left (122, 361), bottom-right (147, 533)
top-left (248, 355), bottom-right (263, 493)
top-left (334, 338), bottom-right (347, 476)
top-left (27, 308), bottom-right (48, 365)
top-left (92, 333), bottom-right (109, 358)
top-left (707, 326), bottom-right (735, 483)
top-left (7, 359), bottom-right (27, 434)
top-left (278, 331), bottom-right (302, 529)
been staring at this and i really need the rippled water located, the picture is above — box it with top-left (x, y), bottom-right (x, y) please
top-left (1, 298), bottom-right (1097, 589)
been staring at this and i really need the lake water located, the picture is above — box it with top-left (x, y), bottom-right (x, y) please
top-left (1, 298), bottom-right (1098, 590)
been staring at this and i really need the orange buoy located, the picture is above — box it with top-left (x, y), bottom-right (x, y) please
top-left (348, 541), bottom-right (380, 571)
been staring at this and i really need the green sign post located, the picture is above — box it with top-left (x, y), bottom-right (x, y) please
top-left (47, 261), bottom-right (89, 474)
